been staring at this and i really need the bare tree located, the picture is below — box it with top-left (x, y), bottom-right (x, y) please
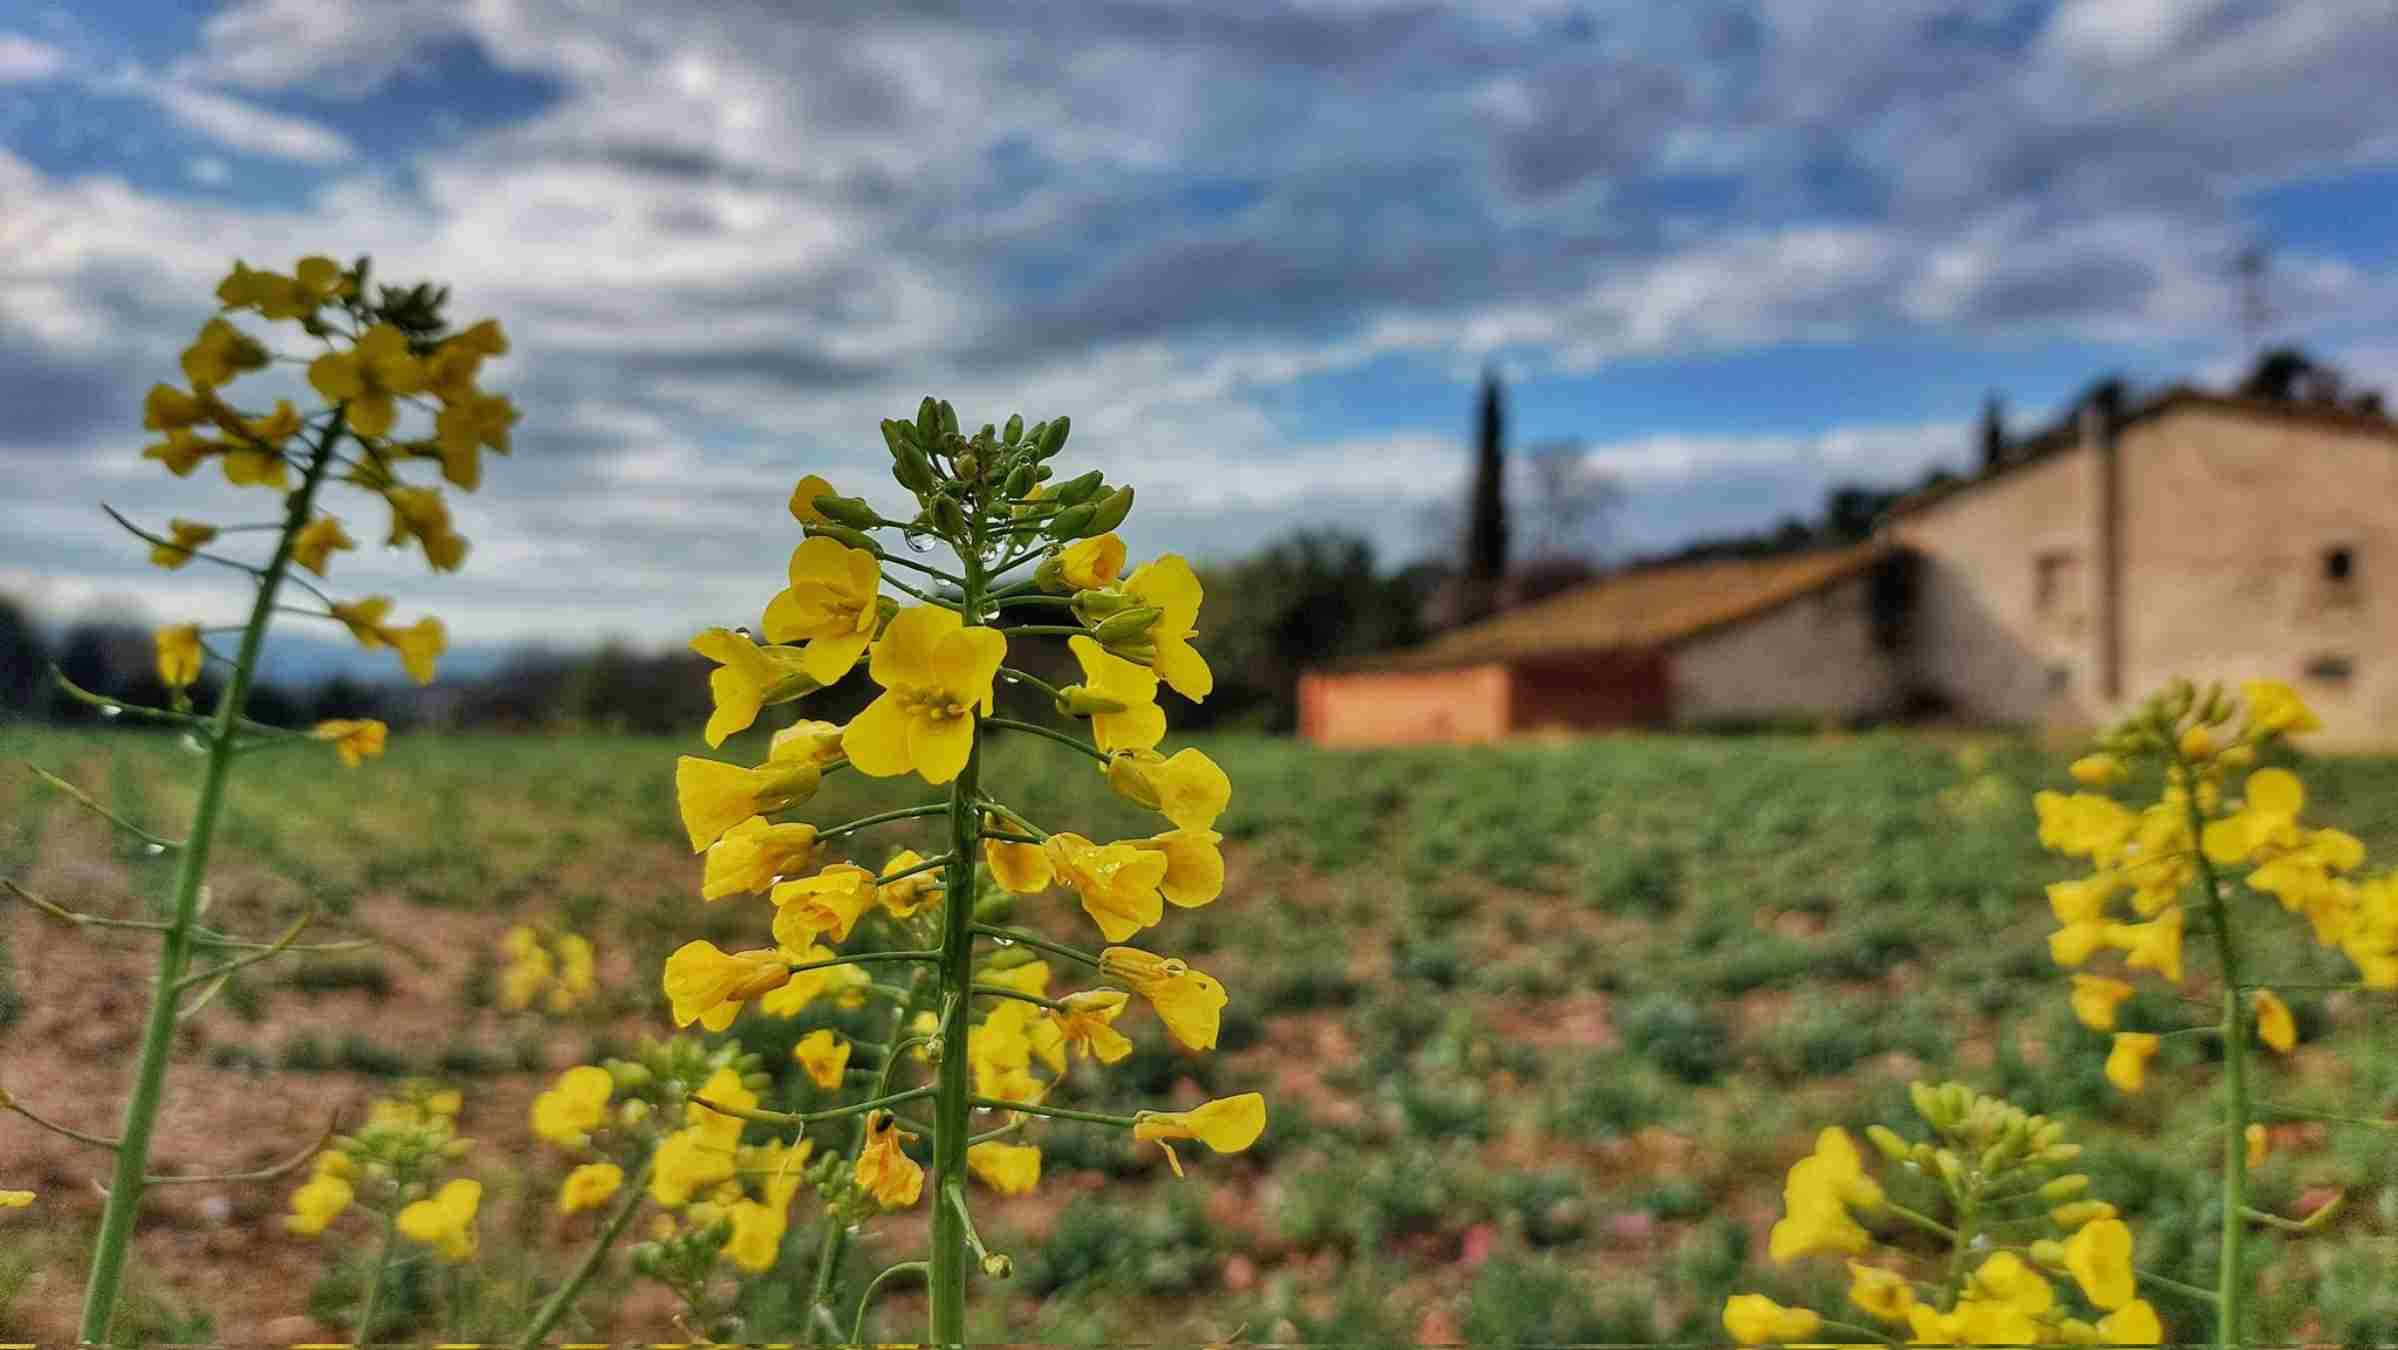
top-left (1523, 438), bottom-right (1622, 560)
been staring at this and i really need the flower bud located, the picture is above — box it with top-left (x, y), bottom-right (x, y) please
top-left (971, 887), bottom-right (1015, 925)
top-left (814, 495), bottom-right (883, 530)
top-left (1092, 606), bottom-right (1163, 645)
top-left (953, 450), bottom-right (981, 480)
top-left (2039, 1174), bottom-right (2089, 1203)
top-left (1056, 684), bottom-right (1130, 717)
top-left (933, 496), bottom-right (968, 537)
top-left (1865, 1125), bottom-right (1909, 1165)
top-left (2179, 725), bottom-right (2214, 759)
top-left (1083, 485), bottom-right (1134, 535)
top-left (1933, 1148), bottom-right (1964, 1187)
top-left (1049, 503), bottom-right (1097, 537)
top-left (1105, 750), bottom-right (1166, 811)
top-left (936, 399), bottom-right (960, 437)
top-left (1909, 1081), bottom-right (1945, 1128)
top-left (1053, 469), bottom-right (1104, 506)
top-left (981, 1252), bottom-right (1014, 1278)
top-left (1034, 554), bottom-right (1071, 594)
top-left (2049, 1200), bottom-right (2114, 1229)
top-left (2028, 1238), bottom-right (2069, 1270)
top-left (1071, 587), bottom-right (1141, 624)
top-left (620, 1100), bottom-right (651, 1127)
top-left (805, 522), bottom-right (878, 551)
top-left (914, 396), bottom-right (941, 444)
top-left (1037, 415), bottom-right (1071, 457)
top-left (1003, 463), bottom-right (1035, 498)
top-left (1004, 414), bottom-right (1024, 445)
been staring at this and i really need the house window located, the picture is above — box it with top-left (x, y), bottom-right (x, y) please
top-left (2034, 551), bottom-right (2076, 613)
top-left (2306, 654), bottom-right (2354, 684)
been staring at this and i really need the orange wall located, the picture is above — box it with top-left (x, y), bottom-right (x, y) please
top-left (1299, 664), bottom-right (1512, 745)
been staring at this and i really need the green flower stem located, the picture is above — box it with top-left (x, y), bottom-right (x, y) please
top-left (928, 535), bottom-right (990, 1348)
top-left (784, 950), bottom-right (942, 977)
top-left (969, 984), bottom-right (1070, 1012)
top-left (967, 1117), bottom-right (1026, 1146)
top-left (970, 925), bottom-right (1102, 969)
top-left (815, 802), bottom-right (950, 840)
top-left (869, 548), bottom-right (965, 587)
top-left (943, 1180), bottom-right (1005, 1274)
top-left (694, 1085), bottom-right (931, 1128)
top-left (357, 1207), bottom-right (399, 1342)
top-left (1882, 1201), bottom-right (1958, 1241)
top-left (874, 853), bottom-right (955, 887)
top-left (997, 665), bottom-right (1069, 703)
top-left (1001, 624), bottom-right (1090, 640)
top-left (2254, 1100), bottom-right (2397, 1130)
top-left (852, 1260), bottom-right (929, 1346)
top-left (991, 593), bottom-right (1075, 610)
top-left (974, 801), bottom-right (1048, 839)
top-left (2179, 765), bottom-right (2250, 1348)
top-left (978, 830), bottom-right (1044, 846)
top-left (967, 1097), bottom-right (1140, 1129)
top-left (2138, 1267), bottom-right (2223, 1304)
top-left (1814, 1317), bottom-right (1901, 1347)
top-left (981, 717), bottom-right (1108, 764)
top-left (23, 763), bottom-right (184, 852)
top-left (512, 1153), bottom-right (657, 1349)
top-left (879, 572), bottom-right (964, 611)
top-left (77, 411), bottom-right (343, 1343)
top-left (100, 503), bottom-right (340, 609)
top-left (802, 1220), bottom-right (847, 1346)
top-left (49, 668), bottom-right (291, 739)
top-left (0, 879), bottom-right (364, 955)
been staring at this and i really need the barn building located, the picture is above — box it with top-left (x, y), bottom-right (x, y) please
top-left (1300, 388), bottom-right (2398, 746)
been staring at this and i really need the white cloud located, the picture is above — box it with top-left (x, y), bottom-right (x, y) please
top-left (144, 82), bottom-right (354, 163)
top-left (0, 32), bottom-right (65, 82)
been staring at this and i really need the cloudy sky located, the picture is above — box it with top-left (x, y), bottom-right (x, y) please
top-left (8, 0), bottom-right (2398, 649)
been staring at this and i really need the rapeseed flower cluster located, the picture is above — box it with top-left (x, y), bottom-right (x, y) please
top-left (660, 399), bottom-right (1264, 1341)
top-left (1727, 1082), bottom-right (2164, 1345)
top-left (498, 923), bottom-right (600, 1014)
top-left (283, 1081), bottom-right (481, 1268)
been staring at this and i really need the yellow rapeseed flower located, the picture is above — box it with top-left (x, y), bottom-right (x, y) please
top-left (723, 1197), bottom-right (789, 1273)
top-left (1721, 1293), bottom-right (1822, 1345)
top-left (793, 1029), bottom-right (851, 1090)
top-left (1846, 1260), bottom-right (1913, 1322)
top-left (1768, 1128), bottom-right (1881, 1263)
top-left (558, 1162), bottom-right (624, 1215)
top-left (149, 518), bottom-right (217, 569)
top-left (878, 848), bottom-right (942, 918)
top-left (2247, 1122), bottom-right (2269, 1169)
top-left (284, 1172), bottom-right (353, 1236)
top-left (856, 1111), bottom-right (924, 1208)
top-left (1047, 832), bottom-right (1167, 941)
top-left (650, 1127), bottom-right (737, 1207)
top-left (1050, 989), bottom-right (1134, 1063)
top-left (155, 624), bottom-right (204, 688)
top-left (1145, 828), bottom-right (1224, 908)
top-left (967, 1140), bottom-right (1042, 1196)
top-left (143, 427), bottom-right (215, 476)
top-left (984, 814), bottom-right (1054, 893)
top-left (701, 817), bottom-right (821, 900)
top-left (1124, 554), bottom-right (1211, 701)
top-left (180, 317), bottom-right (268, 389)
top-left (690, 627), bottom-right (823, 747)
top-left (396, 1178), bottom-right (480, 1263)
top-left (1059, 533), bottom-right (1126, 590)
top-left (531, 1065), bottom-right (614, 1145)
top-left (2069, 754), bottom-right (2128, 787)
top-left (310, 718), bottom-right (388, 767)
top-left (1099, 946), bottom-right (1226, 1050)
top-left (291, 516), bottom-right (357, 577)
top-left (2068, 974), bottom-right (2135, 1031)
top-left (308, 323), bottom-right (428, 438)
top-left (786, 473), bottom-right (836, 525)
top-left (2064, 1216), bottom-right (2135, 1309)
top-left (2105, 906), bottom-right (2184, 982)
top-left (2242, 679), bottom-right (2320, 736)
top-left (1066, 635), bottom-right (1165, 752)
top-left (771, 864), bottom-right (881, 946)
top-left (843, 605), bottom-right (1005, 785)
top-left (1131, 1092), bottom-right (1265, 1177)
top-left (762, 537), bottom-right (883, 685)
top-left (2252, 988), bottom-right (2296, 1052)
top-left (674, 754), bottom-right (823, 852)
top-left (2104, 1032), bottom-right (2160, 1094)
top-left (1968, 1250), bottom-right (2053, 1314)
top-left (432, 391), bottom-right (518, 490)
top-left (662, 941), bottom-right (791, 1031)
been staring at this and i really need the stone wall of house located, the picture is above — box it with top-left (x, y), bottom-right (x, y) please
top-left (1891, 443), bottom-right (2101, 725)
top-left (2116, 405), bottom-right (2398, 745)
top-left (1668, 575), bottom-right (1904, 725)
top-left (1297, 663), bottom-right (1513, 746)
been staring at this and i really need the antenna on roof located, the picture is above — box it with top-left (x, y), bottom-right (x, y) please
top-left (2236, 245), bottom-right (2272, 360)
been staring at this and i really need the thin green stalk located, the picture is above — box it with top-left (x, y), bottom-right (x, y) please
top-left (2181, 772), bottom-right (2249, 1348)
top-left (801, 1219), bottom-right (847, 1347)
top-left (357, 1208), bottom-right (399, 1342)
top-left (513, 1154), bottom-right (656, 1348)
top-left (981, 716), bottom-right (1109, 764)
top-left (927, 541), bottom-right (987, 1347)
top-left (854, 1261), bottom-right (929, 1346)
top-left (818, 802), bottom-right (950, 840)
top-left (969, 924), bottom-right (1101, 969)
top-left (78, 412), bottom-right (343, 1342)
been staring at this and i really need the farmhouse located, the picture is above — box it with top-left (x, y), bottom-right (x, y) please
top-left (1301, 388), bottom-right (2398, 746)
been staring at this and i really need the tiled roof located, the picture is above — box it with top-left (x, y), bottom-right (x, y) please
top-left (1335, 543), bottom-right (1891, 672)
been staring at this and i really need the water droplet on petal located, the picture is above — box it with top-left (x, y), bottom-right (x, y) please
top-left (99, 704), bottom-right (122, 718)
top-left (903, 529), bottom-right (938, 554)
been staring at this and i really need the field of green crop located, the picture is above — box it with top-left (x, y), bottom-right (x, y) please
top-left (4, 724), bottom-right (2396, 1342)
